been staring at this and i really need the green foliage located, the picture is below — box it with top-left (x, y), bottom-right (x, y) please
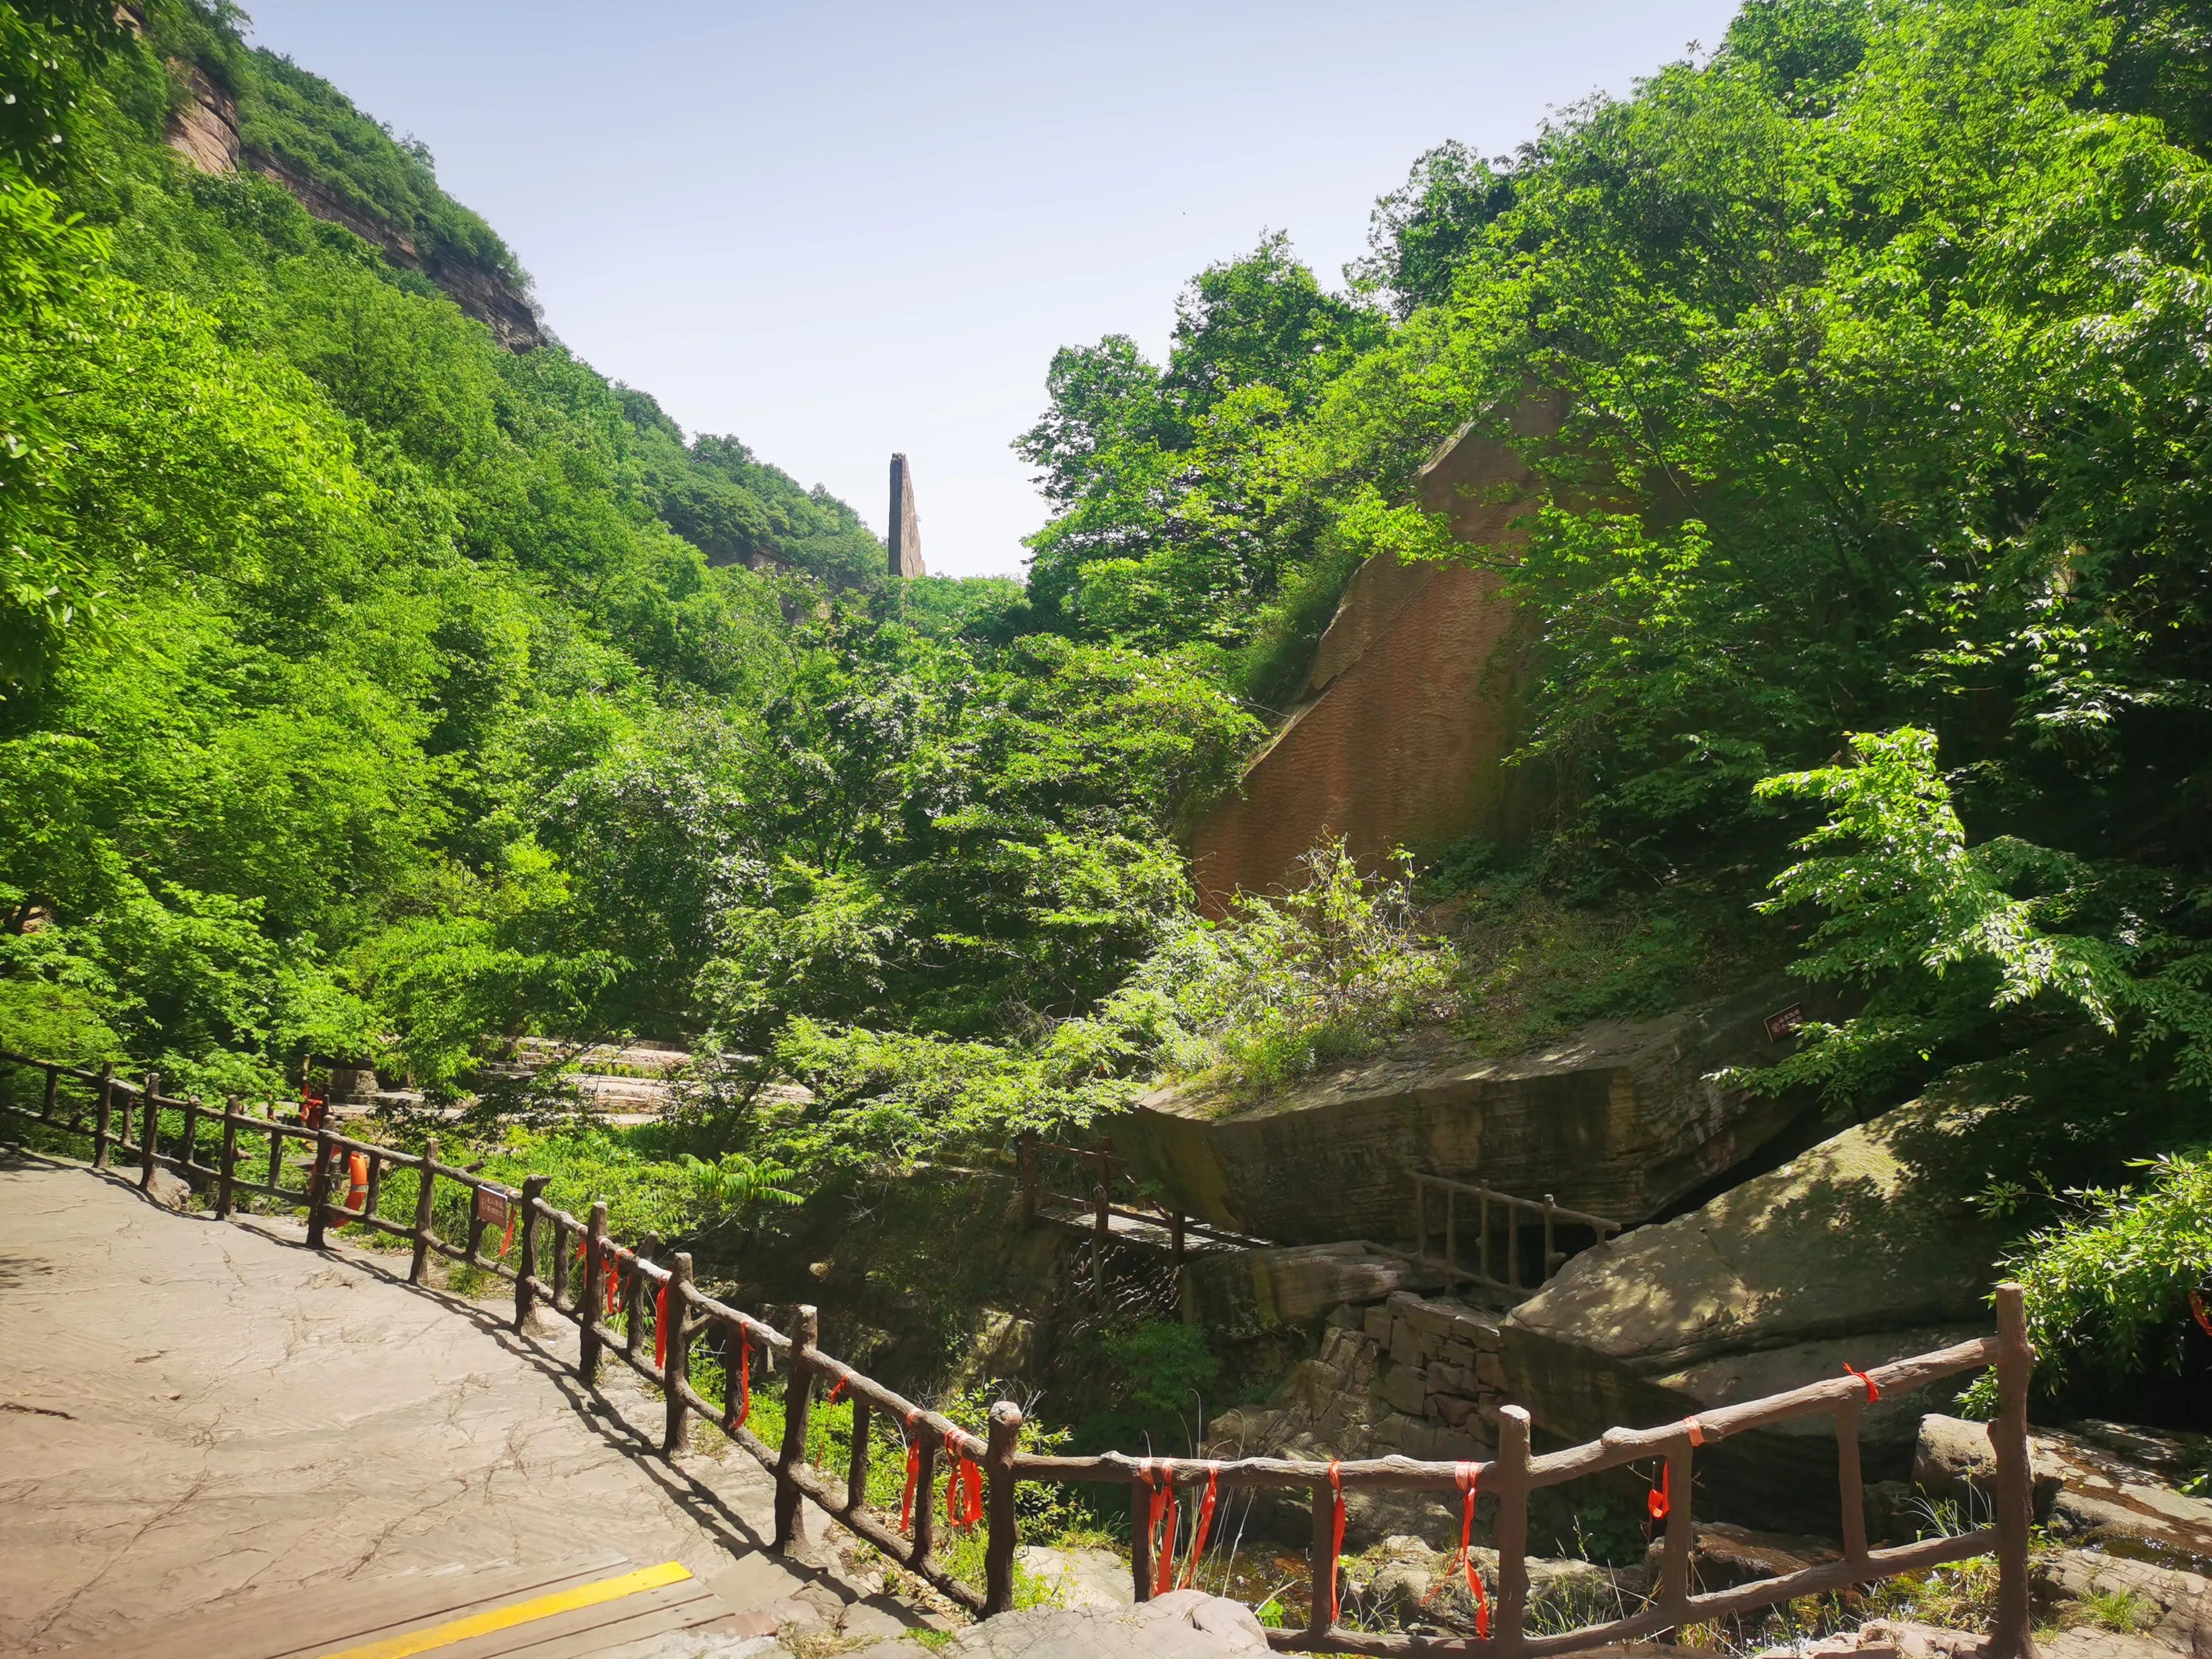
top-left (230, 46), bottom-right (525, 281)
top-left (1098, 839), bottom-right (1460, 1096)
top-left (1347, 140), bottom-right (1516, 317)
top-left (1963, 1150), bottom-right (2212, 1413)
top-left (1750, 728), bottom-right (2212, 1107)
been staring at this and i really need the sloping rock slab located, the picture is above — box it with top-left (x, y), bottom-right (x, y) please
top-left (1498, 1061), bottom-right (2023, 1527)
top-left (2037, 1546), bottom-right (2212, 1655)
top-left (1920, 1415), bottom-right (2212, 1572)
top-left (949, 1589), bottom-right (1267, 1655)
top-left (1114, 982), bottom-right (1812, 1244)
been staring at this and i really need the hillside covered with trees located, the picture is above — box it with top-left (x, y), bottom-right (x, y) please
top-left (7, 0), bottom-right (2212, 1415)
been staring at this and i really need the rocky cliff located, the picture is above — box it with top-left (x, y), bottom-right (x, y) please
top-left (164, 64), bottom-right (545, 352)
top-left (1187, 395), bottom-right (1563, 910)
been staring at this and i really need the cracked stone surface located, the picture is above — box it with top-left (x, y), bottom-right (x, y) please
top-left (0, 1156), bottom-right (897, 1654)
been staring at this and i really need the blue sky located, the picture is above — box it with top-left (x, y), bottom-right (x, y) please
top-left (237, 1), bottom-right (1744, 577)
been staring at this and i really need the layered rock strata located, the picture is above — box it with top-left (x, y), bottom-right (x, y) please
top-left (1116, 981), bottom-right (1810, 1245)
top-left (161, 62), bottom-right (545, 351)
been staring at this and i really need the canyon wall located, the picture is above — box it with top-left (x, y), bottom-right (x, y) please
top-left (1187, 395), bottom-right (1563, 911)
top-left (164, 65), bottom-right (545, 352)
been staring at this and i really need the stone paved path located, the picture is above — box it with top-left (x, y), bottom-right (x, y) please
top-left (0, 1151), bottom-right (940, 1655)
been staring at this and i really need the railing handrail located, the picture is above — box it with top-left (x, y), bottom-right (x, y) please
top-left (0, 1050), bottom-right (2038, 1657)
top-left (1410, 1170), bottom-right (1620, 1236)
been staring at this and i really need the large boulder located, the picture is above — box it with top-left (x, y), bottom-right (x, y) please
top-left (947, 1590), bottom-right (1268, 1656)
top-left (1114, 982), bottom-right (1812, 1245)
top-left (1918, 1415), bottom-right (2212, 1569)
top-left (1498, 1065), bottom-right (2017, 1527)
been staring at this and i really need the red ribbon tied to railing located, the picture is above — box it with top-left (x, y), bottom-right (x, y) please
top-left (726, 1329), bottom-right (751, 1431)
top-left (1327, 1460), bottom-right (1347, 1625)
top-left (1421, 1461), bottom-right (1490, 1635)
top-left (947, 1447), bottom-right (984, 1530)
top-left (498, 1202), bottom-right (517, 1259)
top-left (1139, 1460), bottom-right (1179, 1590)
top-left (1179, 1464), bottom-right (1219, 1591)
top-left (2190, 1289), bottom-right (2212, 1338)
top-left (900, 1412), bottom-right (923, 1536)
top-left (826, 1375), bottom-right (846, 1404)
top-left (1647, 1461), bottom-right (1671, 1523)
top-left (1843, 1361), bottom-right (1882, 1403)
top-left (654, 1279), bottom-right (669, 1370)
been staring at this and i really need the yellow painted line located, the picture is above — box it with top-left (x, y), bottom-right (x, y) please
top-left (315, 1561), bottom-right (692, 1659)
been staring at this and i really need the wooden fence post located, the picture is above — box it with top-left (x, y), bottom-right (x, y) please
top-left (626, 1233), bottom-right (655, 1362)
top-left (1129, 1479), bottom-right (1154, 1603)
top-left (514, 1173), bottom-right (548, 1329)
top-left (847, 1389), bottom-right (873, 1512)
top-left (1992, 1283), bottom-right (2038, 1659)
top-left (181, 1094), bottom-right (201, 1175)
top-left (216, 1098), bottom-right (239, 1219)
top-left (1493, 1405), bottom-right (1532, 1659)
top-left (92, 1064), bottom-right (113, 1169)
top-left (984, 1399), bottom-right (1023, 1616)
top-left (662, 1252), bottom-right (693, 1458)
top-left (139, 1072), bottom-right (159, 1190)
top-left (410, 1138), bottom-right (440, 1285)
top-left (1306, 1472), bottom-right (1335, 1637)
top-left (305, 1114), bottom-right (332, 1250)
top-left (775, 1304), bottom-right (818, 1550)
top-left (267, 1107), bottom-right (284, 1190)
top-left (1837, 1393), bottom-right (1870, 1566)
top-left (911, 1421), bottom-right (939, 1567)
top-left (41, 1064), bottom-right (57, 1125)
top-left (1660, 1439), bottom-right (1694, 1627)
top-left (578, 1201), bottom-right (608, 1385)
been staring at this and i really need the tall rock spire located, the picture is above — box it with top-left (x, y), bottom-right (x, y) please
top-left (888, 454), bottom-right (925, 578)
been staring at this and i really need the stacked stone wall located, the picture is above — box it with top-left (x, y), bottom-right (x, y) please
top-left (1209, 1289), bottom-right (1506, 1470)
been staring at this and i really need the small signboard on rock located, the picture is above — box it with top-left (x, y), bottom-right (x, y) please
top-left (1765, 1005), bottom-right (1806, 1042)
top-left (474, 1185), bottom-right (511, 1230)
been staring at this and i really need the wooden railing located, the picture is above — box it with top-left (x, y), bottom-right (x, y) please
top-left (1014, 1131), bottom-right (1265, 1259)
top-left (1, 1051), bottom-right (2037, 1657)
top-left (1410, 1171), bottom-right (1621, 1304)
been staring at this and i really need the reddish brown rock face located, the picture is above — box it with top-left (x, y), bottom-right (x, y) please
top-left (1187, 396), bottom-right (1564, 912)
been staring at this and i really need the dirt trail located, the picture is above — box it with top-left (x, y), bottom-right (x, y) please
top-left (0, 1152), bottom-right (937, 1655)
